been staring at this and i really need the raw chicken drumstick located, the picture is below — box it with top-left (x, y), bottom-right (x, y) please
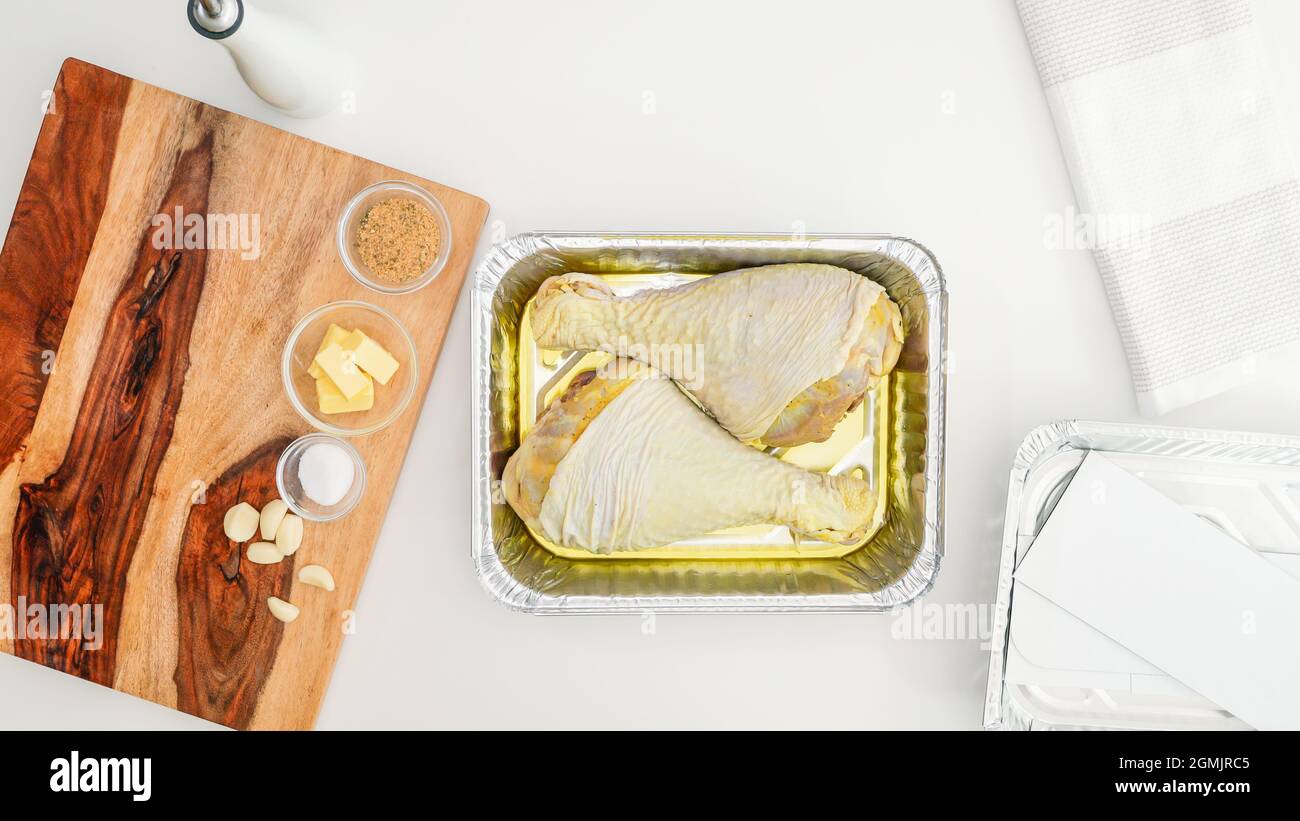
top-left (502, 361), bottom-right (875, 553)
top-left (529, 263), bottom-right (904, 447)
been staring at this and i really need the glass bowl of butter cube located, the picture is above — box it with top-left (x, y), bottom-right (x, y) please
top-left (281, 301), bottom-right (419, 436)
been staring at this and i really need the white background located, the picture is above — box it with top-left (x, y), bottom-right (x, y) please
top-left (0, 0), bottom-right (1296, 730)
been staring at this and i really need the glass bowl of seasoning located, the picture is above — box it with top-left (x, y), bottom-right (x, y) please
top-left (337, 180), bottom-right (452, 295)
top-left (276, 433), bottom-right (367, 522)
top-left (282, 300), bottom-right (419, 437)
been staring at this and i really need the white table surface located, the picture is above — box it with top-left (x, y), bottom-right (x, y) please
top-left (0, 0), bottom-right (1296, 730)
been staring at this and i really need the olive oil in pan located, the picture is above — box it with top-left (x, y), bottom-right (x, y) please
top-left (515, 271), bottom-right (890, 561)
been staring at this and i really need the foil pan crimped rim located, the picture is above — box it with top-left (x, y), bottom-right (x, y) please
top-left (472, 233), bottom-right (948, 614)
top-left (984, 419), bottom-right (1300, 729)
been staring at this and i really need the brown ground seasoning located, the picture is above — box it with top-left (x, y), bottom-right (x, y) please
top-left (355, 198), bottom-right (441, 283)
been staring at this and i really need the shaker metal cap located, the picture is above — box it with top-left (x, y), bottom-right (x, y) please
top-left (188, 0), bottom-right (243, 39)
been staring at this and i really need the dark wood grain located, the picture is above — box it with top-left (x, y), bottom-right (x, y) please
top-left (0, 59), bottom-right (130, 468)
top-left (174, 438), bottom-right (294, 729)
top-left (11, 132), bottom-right (214, 682)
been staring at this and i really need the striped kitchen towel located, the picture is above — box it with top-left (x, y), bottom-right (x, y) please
top-left (1018, 0), bottom-right (1300, 415)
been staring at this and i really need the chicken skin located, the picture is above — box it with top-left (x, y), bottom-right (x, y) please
top-left (529, 263), bottom-right (904, 447)
top-left (502, 361), bottom-right (875, 553)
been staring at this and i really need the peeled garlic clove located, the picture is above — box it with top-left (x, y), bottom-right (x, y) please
top-left (267, 596), bottom-right (299, 623)
top-left (246, 542), bottom-right (284, 565)
top-left (275, 514), bottom-right (303, 556)
top-left (223, 502), bottom-right (259, 542)
top-left (260, 499), bottom-right (289, 541)
top-left (298, 564), bottom-right (335, 591)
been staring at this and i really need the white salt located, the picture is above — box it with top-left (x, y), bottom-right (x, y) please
top-left (298, 442), bottom-right (354, 507)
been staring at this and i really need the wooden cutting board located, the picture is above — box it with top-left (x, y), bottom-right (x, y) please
top-left (0, 59), bottom-right (488, 729)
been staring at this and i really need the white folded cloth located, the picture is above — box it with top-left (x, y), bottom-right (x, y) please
top-left (1018, 0), bottom-right (1300, 415)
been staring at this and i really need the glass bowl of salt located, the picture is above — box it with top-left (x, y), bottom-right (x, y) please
top-left (276, 433), bottom-right (367, 522)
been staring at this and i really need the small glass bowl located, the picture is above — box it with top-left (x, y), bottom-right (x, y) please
top-left (337, 180), bottom-right (453, 295)
top-left (281, 300), bottom-right (419, 437)
top-left (276, 433), bottom-right (367, 522)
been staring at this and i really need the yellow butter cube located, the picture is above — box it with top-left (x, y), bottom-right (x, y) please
top-left (313, 343), bottom-right (370, 399)
top-left (307, 323), bottom-right (351, 380)
top-left (316, 373), bottom-right (374, 414)
top-left (343, 329), bottom-right (400, 385)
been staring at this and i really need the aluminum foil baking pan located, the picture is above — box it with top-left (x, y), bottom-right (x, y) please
top-left (984, 419), bottom-right (1300, 730)
top-left (471, 233), bottom-right (947, 613)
